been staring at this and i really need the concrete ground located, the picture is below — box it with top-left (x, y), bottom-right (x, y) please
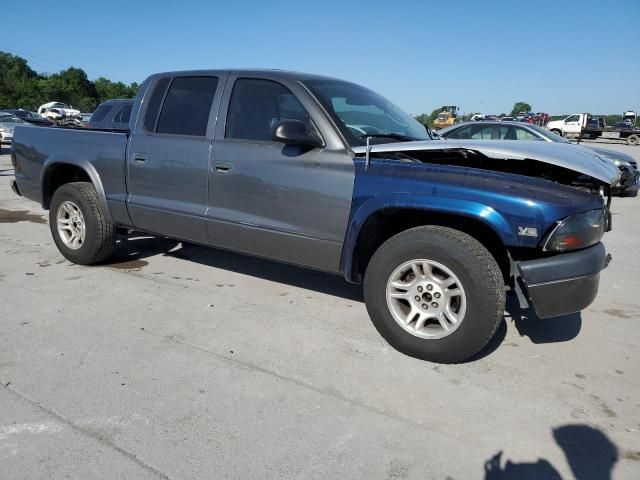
top-left (0, 141), bottom-right (639, 480)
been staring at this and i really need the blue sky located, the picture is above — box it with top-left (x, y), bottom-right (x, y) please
top-left (3, 0), bottom-right (639, 115)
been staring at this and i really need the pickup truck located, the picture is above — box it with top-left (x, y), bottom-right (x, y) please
top-left (10, 69), bottom-right (620, 363)
top-left (547, 113), bottom-right (602, 139)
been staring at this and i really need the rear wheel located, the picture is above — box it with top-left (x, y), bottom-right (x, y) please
top-left (49, 182), bottom-right (116, 265)
top-left (363, 226), bottom-right (505, 363)
top-left (627, 134), bottom-right (639, 145)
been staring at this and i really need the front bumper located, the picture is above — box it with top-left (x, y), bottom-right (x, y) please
top-left (516, 243), bottom-right (609, 319)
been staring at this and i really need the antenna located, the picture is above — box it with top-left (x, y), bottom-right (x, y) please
top-left (365, 136), bottom-right (372, 171)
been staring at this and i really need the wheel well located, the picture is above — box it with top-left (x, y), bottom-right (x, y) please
top-left (352, 209), bottom-right (510, 283)
top-left (550, 129), bottom-right (563, 136)
top-left (42, 164), bottom-right (91, 209)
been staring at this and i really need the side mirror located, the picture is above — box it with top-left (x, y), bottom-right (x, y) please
top-left (273, 120), bottom-right (323, 148)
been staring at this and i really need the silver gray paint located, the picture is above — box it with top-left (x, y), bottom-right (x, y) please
top-left (15, 69), bottom-right (356, 273)
top-left (439, 121), bottom-right (638, 170)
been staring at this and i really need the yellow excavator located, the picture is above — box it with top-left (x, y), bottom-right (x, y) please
top-left (433, 106), bottom-right (459, 129)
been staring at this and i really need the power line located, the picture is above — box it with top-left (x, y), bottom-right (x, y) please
top-left (0, 45), bottom-right (105, 78)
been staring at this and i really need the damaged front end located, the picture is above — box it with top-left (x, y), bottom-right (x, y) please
top-left (353, 139), bottom-right (621, 197)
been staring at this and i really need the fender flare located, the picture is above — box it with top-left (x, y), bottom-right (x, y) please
top-left (40, 154), bottom-right (114, 224)
top-left (339, 194), bottom-right (516, 282)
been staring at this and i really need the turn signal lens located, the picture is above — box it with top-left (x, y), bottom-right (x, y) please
top-left (544, 209), bottom-right (605, 252)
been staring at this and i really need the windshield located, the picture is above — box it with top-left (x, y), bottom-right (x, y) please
top-left (527, 124), bottom-right (571, 143)
top-left (303, 79), bottom-right (429, 146)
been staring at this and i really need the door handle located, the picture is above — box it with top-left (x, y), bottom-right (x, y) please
top-left (133, 154), bottom-right (148, 164)
top-left (214, 161), bottom-right (232, 173)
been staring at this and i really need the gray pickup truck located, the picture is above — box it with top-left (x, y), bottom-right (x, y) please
top-left (11, 69), bottom-right (619, 362)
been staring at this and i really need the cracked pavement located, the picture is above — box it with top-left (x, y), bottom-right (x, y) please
top-left (1, 141), bottom-right (639, 479)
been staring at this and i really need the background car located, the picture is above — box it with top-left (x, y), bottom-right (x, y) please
top-left (87, 99), bottom-right (133, 129)
top-left (0, 109), bottom-right (52, 126)
top-left (438, 121), bottom-right (639, 196)
top-left (37, 101), bottom-right (81, 119)
top-left (0, 114), bottom-right (32, 144)
top-left (79, 113), bottom-right (93, 127)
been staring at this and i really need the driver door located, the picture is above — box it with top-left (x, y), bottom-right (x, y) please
top-left (564, 114), bottom-right (582, 134)
top-left (206, 74), bottom-right (355, 272)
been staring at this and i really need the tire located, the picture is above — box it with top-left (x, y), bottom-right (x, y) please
top-left (363, 226), bottom-right (505, 363)
top-left (550, 129), bottom-right (563, 136)
top-left (627, 134), bottom-right (639, 145)
top-left (49, 182), bottom-right (116, 265)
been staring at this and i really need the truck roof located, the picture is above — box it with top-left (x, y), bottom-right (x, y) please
top-left (147, 69), bottom-right (345, 83)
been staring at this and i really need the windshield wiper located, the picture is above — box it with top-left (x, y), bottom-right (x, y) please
top-left (358, 133), bottom-right (418, 142)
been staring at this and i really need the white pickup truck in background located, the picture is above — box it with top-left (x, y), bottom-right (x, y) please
top-left (546, 113), bottom-right (601, 138)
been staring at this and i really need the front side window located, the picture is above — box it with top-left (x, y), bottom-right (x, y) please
top-left (514, 127), bottom-right (540, 140)
top-left (303, 79), bottom-right (428, 146)
top-left (156, 76), bottom-right (218, 136)
top-left (566, 115), bottom-right (580, 123)
top-left (446, 126), bottom-right (473, 139)
top-left (527, 124), bottom-right (570, 143)
top-left (225, 78), bottom-right (317, 141)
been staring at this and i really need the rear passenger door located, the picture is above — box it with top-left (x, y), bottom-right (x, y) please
top-left (127, 74), bottom-right (226, 242)
top-left (207, 74), bottom-right (355, 272)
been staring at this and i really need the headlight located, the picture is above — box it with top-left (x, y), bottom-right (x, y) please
top-left (611, 158), bottom-right (631, 168)
top-left (0, 127), bottom-right (9, 133)
top-left (543, 209), bottom-right (605, 252)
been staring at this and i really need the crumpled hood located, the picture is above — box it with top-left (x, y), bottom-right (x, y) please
top-left (352, 139), bottom-right (621, 185)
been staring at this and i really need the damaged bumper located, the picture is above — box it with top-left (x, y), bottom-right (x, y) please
top-left (516, 243), bottom-right (609, 319)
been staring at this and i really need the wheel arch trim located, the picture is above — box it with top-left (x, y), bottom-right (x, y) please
top-left (40, 155), bottom-right (113, 223)
top-left (339, 194), bottom-right (515, 283)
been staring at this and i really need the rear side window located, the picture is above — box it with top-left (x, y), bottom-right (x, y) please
top-left (120, 104), bottom-right (132, 123)
top-left (225, 78), bottom-right (315, 141)
top-left (91, 105), bottom-right (113, 122)
top-left (156, 77), bottom-right (218, 136)
top-left (113, 104), bottom-right (132, 125)
top-left (113, 107), bottom-right (124, 123)
top-left (144, 77), bottom-right (171, 131)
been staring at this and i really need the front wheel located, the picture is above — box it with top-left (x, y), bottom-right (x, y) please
top-left (49, 182), bottom-right (116, 265)
top-left (363, 226), bottom-right (505, 363)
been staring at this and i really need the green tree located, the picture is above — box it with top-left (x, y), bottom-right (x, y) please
top-left (94, 77), bottom-right (139, 105)
top-left (0, 51), bottom-right (139, 111)
top-left (510, 102), bottom-right (532, 117)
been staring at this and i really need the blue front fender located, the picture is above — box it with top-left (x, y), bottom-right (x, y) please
top-left (339, 193), bottom-right (516, 282)
top-left (337, 157), bottom-right (601, 283)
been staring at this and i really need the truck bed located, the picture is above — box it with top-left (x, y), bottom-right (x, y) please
top-left (12, 125), bottom-right (129, 212)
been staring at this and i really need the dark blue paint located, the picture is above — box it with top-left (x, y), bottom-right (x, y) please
top-left (340, 157), bottom-right (604, 282)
